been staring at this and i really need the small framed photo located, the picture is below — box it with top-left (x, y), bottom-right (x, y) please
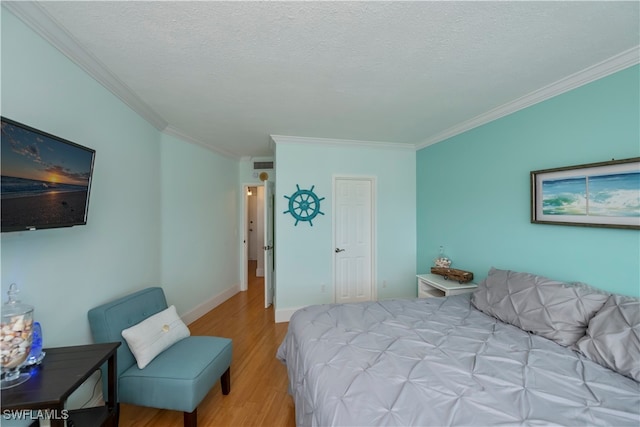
top-left (531, 157), bottom-right (640, 229)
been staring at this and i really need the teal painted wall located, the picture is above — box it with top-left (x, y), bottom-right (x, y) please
top-left (161, 133), bottom-right (240, 308)
top-left (1, 8), bottom-right (162, 347)
top-left (417, 65), bottom-right (640, 296)
top-left (1, 7), bottom-right (240, 352)
top-left (275, 141), bottom-right (416, 316)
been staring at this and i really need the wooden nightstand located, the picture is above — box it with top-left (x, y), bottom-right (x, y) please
top-left (417, 273), bottom-right (478, 298)
top-left (1, 342), bottom-right (120, 427)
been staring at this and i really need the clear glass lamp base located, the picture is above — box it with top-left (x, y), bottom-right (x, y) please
top-left (1, 367), bottom-right (31, 389)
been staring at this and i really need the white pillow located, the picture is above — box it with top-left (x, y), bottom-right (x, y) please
top-left (121, 305), bottom-right (190, 369)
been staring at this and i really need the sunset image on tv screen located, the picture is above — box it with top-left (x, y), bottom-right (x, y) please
top-left (1, 119), bottom-right (95, 230)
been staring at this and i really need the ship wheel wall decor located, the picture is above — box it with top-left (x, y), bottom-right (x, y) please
top-left (284, 184), bottom-right (325, 226)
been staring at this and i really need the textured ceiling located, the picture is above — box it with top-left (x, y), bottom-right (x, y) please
top-left (9, 1), bottom-right (640, 157)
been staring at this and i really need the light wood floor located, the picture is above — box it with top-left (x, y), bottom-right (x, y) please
top-left (119, 261), bottom-right (296, 426)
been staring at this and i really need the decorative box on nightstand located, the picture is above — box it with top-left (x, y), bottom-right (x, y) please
top-left (417, 273), bottom-right (478, 298)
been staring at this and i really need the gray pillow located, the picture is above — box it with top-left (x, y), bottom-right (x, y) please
top-left (471, 268), bottom-right (609, 346)
top-left (576, 294), bottom-right (640, 381)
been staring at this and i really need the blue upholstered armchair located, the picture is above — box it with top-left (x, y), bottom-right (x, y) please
top-left (88, 287), bottom-right (232, 427)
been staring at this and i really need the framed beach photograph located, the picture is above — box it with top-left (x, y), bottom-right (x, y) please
top-left (531, 157), bottom-right (640, 229)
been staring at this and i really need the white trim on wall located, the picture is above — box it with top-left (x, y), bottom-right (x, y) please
top-left (271, 135), bottom-right (415, 151)
top-left (182, 283), bottom-right (240, 325)
top-left (416, 46), bottom-right (640, 149)
top-left (164, 126), bottom-right (240, 159)
top-left (275, 306), bottom-right (306, 323)
top-left (3, 1), bottom-right (242, 159)
top-left (8, 1), bottom-right (637, 158)
top-left (7, 0), bottom-right (411, 157)
top-left (3, 1), bottom-right (169, 131)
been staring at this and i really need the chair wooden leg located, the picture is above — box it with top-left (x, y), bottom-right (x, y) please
top-left (184, 408), bottom-right (197, 427)
top-left (221, 367), bottom-right (231, 395)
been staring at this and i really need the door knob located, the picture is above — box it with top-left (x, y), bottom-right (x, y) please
top-left (335, 248), bottom-right (345, 253)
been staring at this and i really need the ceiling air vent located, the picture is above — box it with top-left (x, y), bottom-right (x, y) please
top-left (253, 161), bottom-right (274, 170)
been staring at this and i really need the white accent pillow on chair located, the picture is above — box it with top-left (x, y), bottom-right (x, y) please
top-left (121, 305), bottom-right (190, 369)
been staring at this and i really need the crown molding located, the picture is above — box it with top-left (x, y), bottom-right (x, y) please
top-left (6, 2), bottom-right (637, 155)
top-left (416, 46), bottom-right (640, 150)
top-left (3, 1), bottom-right (169, 131)
top-left (5, 2), bottom-right (239, 159)
top-left (163, 126), bottom-right (241, 159)
top-left (270, 135), bottom-right (415, 151)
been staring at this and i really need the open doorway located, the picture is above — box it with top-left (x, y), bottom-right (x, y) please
top-left (246, 186), bottom-right (264, 278)
top-left (243, 183), bottom-right (274, 308)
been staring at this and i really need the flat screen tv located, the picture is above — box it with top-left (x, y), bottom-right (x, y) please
top-left (1, 117), bottom-right (96, 232)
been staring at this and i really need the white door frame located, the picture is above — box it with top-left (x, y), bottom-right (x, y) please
top-left (241, 183), bottom-right (263, 292)
top-left (264, 181), bottom-right (274, 308)
top-left (241, 182), bottom-right (275, 303)
top-left (332, 175), bottom-right (377, 303)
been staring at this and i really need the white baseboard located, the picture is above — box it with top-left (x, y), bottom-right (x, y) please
top-left (275, 306), bottom-right (305, 323)
top-left (182, 283), bottom-right (240, 325)
top-left (256, 267), bottom-right (264, 277)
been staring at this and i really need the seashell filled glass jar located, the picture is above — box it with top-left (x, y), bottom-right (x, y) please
top-left (1, 283), bottom-right (34, 389)
top-left (434, 246), bottom-right (452, 268)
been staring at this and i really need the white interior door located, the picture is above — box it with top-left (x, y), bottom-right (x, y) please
top-left (264, 181), bottom-right (274, 308)
top-left (334, 178), bottom-right (373, 304)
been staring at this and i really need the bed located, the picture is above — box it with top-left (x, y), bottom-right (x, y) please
top-left (277, 268), bottom-right (640, 426)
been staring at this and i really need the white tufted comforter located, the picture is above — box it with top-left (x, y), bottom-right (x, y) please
top-left (276, 295), bottom-right (640, 426)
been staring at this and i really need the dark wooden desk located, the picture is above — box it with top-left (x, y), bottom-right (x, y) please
top-left (2, 342), bottom-right (120, 427)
